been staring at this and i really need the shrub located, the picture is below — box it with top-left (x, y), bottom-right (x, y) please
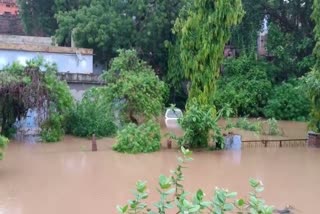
top-left (66, 88), bottom-right (116, 138)
top-left (0, 135), bottom-right (9, 160)
top-left (40, 113), bottom-right (64, 143)
top-left (235, 118), bottom-right (262, 133)
top-left (266, 118), bottom-right (282, 136)
top-left (177, 101), bottom-right (225, 149)
top-left (113, 120), bottom-right (161, 154)
top-left (263, 80), bottom-right (309, 121)
top-left (117, 147), bottom-right (275, 214)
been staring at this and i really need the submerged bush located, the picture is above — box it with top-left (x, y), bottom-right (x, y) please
top-left (235, 117), bottom-right (262, 133)
top-left (40, 113), bottom-right (64, 143)
top-left (113, 120), bottom-right (161, 154)
top-left (0, 135), bottom-right (9, 160)
top-left (176, 101), bottom-right (226, 149)
top-left (266, 118), bottom-right (282, 136)
top-left (67, 88), bottom-right (116, 138)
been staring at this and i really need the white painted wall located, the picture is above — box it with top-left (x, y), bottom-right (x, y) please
top-left (0, 49), bottom-right (93, 73)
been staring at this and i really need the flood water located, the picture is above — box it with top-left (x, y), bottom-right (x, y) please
top-left (0, 121), bottom-right (317, 214)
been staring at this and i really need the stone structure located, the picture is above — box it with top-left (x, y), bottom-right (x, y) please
top-left (258, 32), bottom-right (268, 57)
top-left (0, 14), bottom-right (24, 35)
top-left (0, 0), bottom-right (24, 35)
top-left (308, 132), bottom-right (320, 147)
top-left (0, 34), bottom-right (54, 46)
top-left (57, 73), bottom-right (105, 101)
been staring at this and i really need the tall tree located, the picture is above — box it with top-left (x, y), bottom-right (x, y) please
top-left (55, 0), bottom-right (183, 74)
top-left (175, 0), bottom-right (244, 105)
top-left (306, 0), bottom-right (320, 132)
top-left (18, 0), bottom-right (57, 36)
top-left (17, 0), bottom-right (90, 36)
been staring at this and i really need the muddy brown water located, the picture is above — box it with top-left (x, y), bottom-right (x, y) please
top-left (0, 121), bottom-right (317, 214)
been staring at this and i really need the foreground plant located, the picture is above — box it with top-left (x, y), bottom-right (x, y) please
top-left (117, 147), bottom-right (274, 214)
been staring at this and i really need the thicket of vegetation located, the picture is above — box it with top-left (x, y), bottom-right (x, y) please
top-left (0, 58), bottom-right (73, 142)
top-left (16, 0), bottom-right (320, 126)
top-left (113, 121), bottom-right (161, 154)
top-left (66, 88), bottom-right (116, 138)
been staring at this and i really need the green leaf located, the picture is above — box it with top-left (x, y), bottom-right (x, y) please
top-left (255, 186), bottom-right (264, 193)
top-left (223, 203), bottom-right (234, 211)
top-left (236, 199), bottom-right (245, 207)
top-left (188, 205), bottom-right (201, 212)
top-left (226, 192), bottom-right (237, 198)
top-left (136, 181), bottom-right (147, 193)
top-left (159, 175), bottom-right (172, 190)
top-left (196, 189), bottom-right (204, 201)
top-left (249, 178), bottom-right (260, 188)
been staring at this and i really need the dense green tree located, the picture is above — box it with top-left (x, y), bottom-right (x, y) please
top-left (17, 0), bottom-right (57, 36)
top-left (214, 56), bottom-right (273, 117)
top-left (17, 0), bottom-right (91, 36)
top-left (174, 0), bottom-right (244, 105)
top-left (55, 0), bottom-right (183, 74)
top-left (264, 80), bottom-right (309, 121)
top-left (305, 0), bottom-right (320, 132)
top-left (230, 0), bottom-right (265, 52)
top-left (101, 49), bottom-right (167, 125)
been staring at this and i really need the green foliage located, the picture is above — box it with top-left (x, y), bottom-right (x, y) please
top-left (230, 0), bottom-right (265, 53)
top-left (55, 0), bottom-right (183, 72)
top-left (234, 117), bottom-right (282, 136)
top-left (235, 118), bottom-right (262, 133)
top-left (0, 58), bottom-right (73, 142)
top-left (264, 80), bottom-right (309, 121)
top-left (267, 23), bottom-right (315, 82)
top-left (176, 101), bottom-right (228, 149)
top-left (117, 147), bottom-right (274, 214)
top-left (102, 49), bottom-right (167, 125)
top-left (113, 121), bottom-right (161, 154)
top-left (266, 118), bottom-right (281, 136)
top-left (175, 0), bottom-right (244, 105)
top-left (304, 69), bottom-right (320, 132)
top-left (307, 0), bottom-right (320, 132)
top-left (0, 135), bottom-right (9, 160)
top-left (17, 0), bottom-right (57, 36)
top-left (40, 113), bottom-right (64, 143)
top-left (67, 88), bottom-right (116, 138)
top-left (215, 56), bottom-right (273, 117)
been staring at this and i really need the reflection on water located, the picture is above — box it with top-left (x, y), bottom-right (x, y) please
top-left (0, 121), bottom-right (316, 214)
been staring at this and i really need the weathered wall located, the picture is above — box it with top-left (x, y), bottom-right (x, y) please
top-left (0, 14), bottom-right (24, 35)
top-left (68, 83), bottom-right (102, 101)
top-left (0, 34), bottom-right (54, 46)
top-left (0, 49), bottom-right (93, 73)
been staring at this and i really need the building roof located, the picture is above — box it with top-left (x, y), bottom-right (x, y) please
top-left (0, 43), bottom-right (93, 55)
